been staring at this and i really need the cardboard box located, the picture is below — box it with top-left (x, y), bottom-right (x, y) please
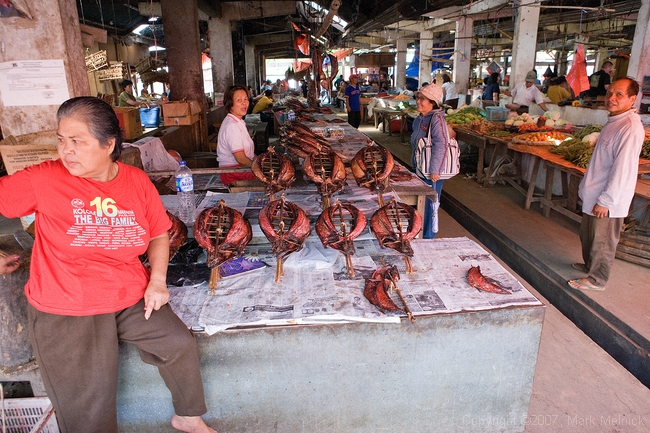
top-left (113, 107), bottom-right (142, 141)
top-left (162, 100), bottom-right (201, 126)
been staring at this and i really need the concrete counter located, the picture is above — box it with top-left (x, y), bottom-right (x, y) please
top-left (117, 305), bottom-right (545, 433)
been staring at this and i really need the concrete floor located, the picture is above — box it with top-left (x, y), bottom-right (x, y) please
top-left (2, 109), bottom-right (650, 431)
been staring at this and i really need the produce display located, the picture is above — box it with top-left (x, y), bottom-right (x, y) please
top-left (641, 139), bottom-right (650, 159)
top-left (194, 200), bottom-right (253, 294)
top-left (370, 199), bottom-right (422, 273)
top-left (258, 195), bottom-right (311, 283)
top-left (460, 118), bottom-right (507, 135)
top-left (251, 146), bottom-right (295, 197)
top-left (445, 106), bottom-right (485, 125)
top-left (512, 130), bottom-right (572, 145)
top-left (315, 201), bottom-right (367, 278)
top-left (548, 124), bottom-right (603, 168)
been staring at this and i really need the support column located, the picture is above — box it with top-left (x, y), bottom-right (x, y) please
top-left (395, 38), bottom-right (407, 90)
top-left (0, 0), bottom-right (88, 136)
top-left (510, 0), bottom-right (541, 86)
top-left (419, 30), bottom-right (434, 88)
top-left (594, 47), bottom-right (609, 72)
top-left (245, 43), bottom-right (256, 92)
top-left (627, 0), bottom-right (650, 102)
top-left (209, 16), bottom-right (235, 94)
top-left (160, 0), bottom-right (207, 151)
top-left (453, 16), bottom-right (473, 97)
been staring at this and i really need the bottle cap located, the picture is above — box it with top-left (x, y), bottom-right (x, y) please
top-left (179, 160), bottom-right (186, 166)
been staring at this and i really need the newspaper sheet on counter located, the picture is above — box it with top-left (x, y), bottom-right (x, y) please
top-left (167, 236), bottom-right (541, 335)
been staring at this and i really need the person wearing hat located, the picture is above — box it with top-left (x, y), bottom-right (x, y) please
top-left (344, 74), bottom-right (362, 128)
top-left (410, 84), bottom-right (456, 238)
top-left (504, 71), bottom-right (549, 114)
top-left (118, 79), bottom-right (149, 108)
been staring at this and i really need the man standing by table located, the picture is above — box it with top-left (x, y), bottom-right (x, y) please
top-left (568, 77), bottom-right (644, 292)
top-left (345, 74), bottom-right (361, 128)
top-left (504, 70), bottom-right (549, 114)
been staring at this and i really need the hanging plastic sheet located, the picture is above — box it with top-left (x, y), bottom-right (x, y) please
top-left (566, 44), bottom-right (590, 96)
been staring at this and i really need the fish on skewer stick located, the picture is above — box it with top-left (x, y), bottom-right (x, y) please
top-left (251, 147), bottom-right (296, 198)
top-left (167, 210), bottom-right (188, 260)
top-left (258, 195), bottom-right (312, 283)
top-left (369, 199), bottom-right (422, 273)
top-left (194, 200), bottom-right (253, 295)
top-left (363, 264), bottom-right (414, 322)
top-left (350, 142), bottom-right (394, 206)
top-left (302, 149), bottom-right (347, 208)
top-left (315, 201), bottom-right (367, 278)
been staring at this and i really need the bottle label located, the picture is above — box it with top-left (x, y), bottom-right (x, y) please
top-left (176, 176), bottom-right (194, 192)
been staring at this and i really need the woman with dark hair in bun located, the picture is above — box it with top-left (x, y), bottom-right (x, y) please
top-left (0, 96), bottom-right (217, 433)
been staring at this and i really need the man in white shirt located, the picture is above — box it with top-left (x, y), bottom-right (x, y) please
top-left (505, 70), bottom-right (549, 114)
top-left (568, 78), bottom-right (644, 291)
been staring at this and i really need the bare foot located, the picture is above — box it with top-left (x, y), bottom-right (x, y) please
top-left (171, 414), bottom-right (218, 433)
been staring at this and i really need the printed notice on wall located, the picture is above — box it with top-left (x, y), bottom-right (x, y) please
top-left (0, 59), bottom-right (70, 106)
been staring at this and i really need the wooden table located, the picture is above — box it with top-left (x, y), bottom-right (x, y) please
top-left (454, 128), bottom-right (488, 184)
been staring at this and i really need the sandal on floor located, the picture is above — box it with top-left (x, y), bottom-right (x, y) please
top-left (571, 263), bottom-right (588, 272)
top-left (568, 278), bottom-right (605, 292)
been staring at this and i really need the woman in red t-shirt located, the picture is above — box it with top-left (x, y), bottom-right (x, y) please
top-left (0, 97), bottom-right (217, 433)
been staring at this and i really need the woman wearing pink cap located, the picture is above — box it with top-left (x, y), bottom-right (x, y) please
top-left (410, 84), bottom-right (455, 238)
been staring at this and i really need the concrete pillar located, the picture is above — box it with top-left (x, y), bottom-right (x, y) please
top-left (627, 0), bottom-right (650, 100)
top-left (0, 0), bottom-right (88, 137)
top-left (510, 0), bottom-right (541, 86)
top-left (453, 16), bottom-right (473, 97)
top-left (419, 30), bottom-right (434, 88)
top-left (245, 43), bottom-right (256, 93)
top-left (395, 38), bottom-right (407, 90)
top-left (594, 47), bottom-right (609, 72)
top-left (209, 17), bottom-right (235, 94)
top-left (160, 0), bottom-right (207, 151)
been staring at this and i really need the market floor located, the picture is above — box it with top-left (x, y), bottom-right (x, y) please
top-left (351, 110), bottom-right (650, 432)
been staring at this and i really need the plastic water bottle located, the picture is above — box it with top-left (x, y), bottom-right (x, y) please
top-left (175, 161), bottom-right (196, 225)
top-left (287, 109), bottom-right (296, 122)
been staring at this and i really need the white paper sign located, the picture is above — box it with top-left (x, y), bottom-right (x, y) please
top-left (0, 59), bottom-right (70, 106)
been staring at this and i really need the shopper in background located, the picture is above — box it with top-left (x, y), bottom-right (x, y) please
top-left (481, 72), bottom-right (501, 106)
top-left (252, 89), bottom-right (274, 114)
top-left (587, 61), bottom-right (614, 97)
top-left (217, 85), bottom-right (257, 186)
top-left (440, 74), bottom-right (459, 109)
top-left (568, 78), bottom-right (644, 292)
top-left (546, 76), bottom-right (573, 104)
top-left (344, 74), bottom-right (362, 128)
top-left (336, 80), bottom-right (347, 109)
top-left (504, 70), bottom-right (549, 114)
top-left (118, 79), bottom-right (148, 108)
top-left (299, 79), bottom-right (308, 98)
top-left (0, 96), bottom-right (217, 433)
top-left (410, 84), bottom-right (456, 238)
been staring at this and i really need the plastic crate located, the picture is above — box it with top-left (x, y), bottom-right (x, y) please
top-left (485, 106), bottom-right (509, 122)
top-left (139, 106), bottom-right (160, 127)
top-left (1, 397), bottom-right (59, 433)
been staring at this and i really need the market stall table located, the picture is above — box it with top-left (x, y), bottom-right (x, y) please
top-left (453, 128), bottom-right (488, 183)
top-left (114, 224), bottom-right (544, 432)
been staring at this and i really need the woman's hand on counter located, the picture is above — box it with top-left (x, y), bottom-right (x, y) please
top-left (0, 254), bottom-right (21, 275)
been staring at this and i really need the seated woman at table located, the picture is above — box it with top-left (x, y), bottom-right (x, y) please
top-left (410, 84), bottom-right (456, 239)
top-left (217, 85), bottom-right (258, 186)
top-left (0, 96), bottom-right (216, 433)
top-left (546, 76), bottom-right (573, 104)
